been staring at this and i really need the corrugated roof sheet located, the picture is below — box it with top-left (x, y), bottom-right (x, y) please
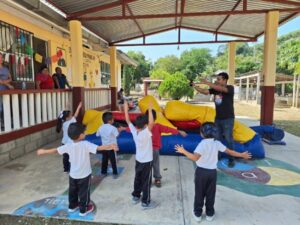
top-left (47, 0), bottom-right (300, 44)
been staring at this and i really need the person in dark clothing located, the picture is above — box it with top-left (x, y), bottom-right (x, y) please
top-left (52, 67), bottom-right (71, 89)
top-left (192, 72), bottom-right (236, 168)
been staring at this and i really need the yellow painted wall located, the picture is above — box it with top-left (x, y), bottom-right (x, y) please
top-left (0, 8), bottom-right (122, 88)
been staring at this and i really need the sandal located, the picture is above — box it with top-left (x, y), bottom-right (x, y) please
top-left (154, 180), bottom-right (162, 187)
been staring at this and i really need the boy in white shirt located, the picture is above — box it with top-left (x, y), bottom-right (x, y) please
top-left (124, 101), bottom-right (157, 210)
top-left (37, 122), bottom-right (118, 216)
top-left (175, 122), bottom-right (251, 222)
top-left (96, 112), bottom-right (123, 178)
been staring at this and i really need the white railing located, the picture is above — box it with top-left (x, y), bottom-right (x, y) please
top-left (0, 89), bottom-right (72, 134)
top-left (84, 88), bottom-right (110, 110)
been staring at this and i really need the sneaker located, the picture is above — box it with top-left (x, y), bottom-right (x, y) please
top-left (68, 205), bottom-right (79, 212)
top-left (193, 213), bottom-right (202, 222)
top-left (132, 196), bottom-right (140, 205)
top-left (154, 179), bottom-right (161, 188)
top-left (112, 174), bottom-right (119, 179)
top-left (79, 203), bottom-right (94, 217)
top-left (206, 215), bottom-right (215, 222)
top-left (228, 159), bottom-right (235, 168)
top-left (141, 201), bottom-right (158, 210)
top-left (101, 173), bottom-right (108, 177)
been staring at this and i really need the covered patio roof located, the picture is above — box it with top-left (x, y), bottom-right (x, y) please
top-left (46, 0), bottom-right (300, 46)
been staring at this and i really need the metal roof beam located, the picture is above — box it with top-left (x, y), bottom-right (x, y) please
top-left (181, 25), bottom-right (255, 39)
top-left (126, 4), bottom-right (144, 36)
top-left (216, 0), bottom-right (243, 32)
top-left (110, 26), bottom-right (176, 44)
top-left (78, 7), bottom-right (300, 20)
top-left (110, 24), bottom-right (256, 44)
top-left (179, 0), bottom-right (186, 27)
top-left (175, 0), bottom-right (179, 26)
top-left (261, 0), bottom-right (300, 7)
top-left (254, 12), bottom-right (299, 38)
top-left (67, 0), bottom-right (137, 19)
top-left (111, 39), bottom-right (256, 47)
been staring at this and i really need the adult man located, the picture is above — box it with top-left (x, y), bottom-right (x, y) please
top-left (52, 67), bottom-right (71, 89)
top-left (192, 72), bottom-right (235, 167)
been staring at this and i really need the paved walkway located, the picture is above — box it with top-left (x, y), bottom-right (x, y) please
top-left (0, 118), bottom-right (300, 225)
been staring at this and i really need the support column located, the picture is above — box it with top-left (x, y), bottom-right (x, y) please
top-left (246, 78), bottom-right (249, 102)
top-left (281, 83), bottom-right (285, 96)
top-left (144, 81), bottom-right (148, 96)
top-left (110, 46), bottom-right (118, 111)
top-left (292, 75), bottom-right (296, 107)
top-left (256, 74), bottom-right (260, 104)
top-left (239, 79), bottom-right (242, 100)
top-left (228, 42), bottom-right (236, 85)
top-left (69, 20), bottom-right (84, 121)
top-left (260, 11), bottom-right (279, 125)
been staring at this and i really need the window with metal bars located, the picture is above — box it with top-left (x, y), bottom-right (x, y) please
top-left (100, 61), bottom-right (110, 85)
top-left (0, 20), bottom-right (34, 82)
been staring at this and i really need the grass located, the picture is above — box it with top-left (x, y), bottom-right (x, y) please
top-left (274, 120), bottom-right (300, 137)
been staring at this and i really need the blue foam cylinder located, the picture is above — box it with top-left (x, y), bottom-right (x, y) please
top-left (250, 125), bottom-right (284, 141)
top-left (86, 131), bottom-right (265, 159)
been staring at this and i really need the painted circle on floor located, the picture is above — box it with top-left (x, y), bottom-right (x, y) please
top-left (220, 167), bottom-right (271, 184)
top-left (217, 158), bottom-right (300, 197)
top-left (259, 167), bottom-right (300, 186)
top-left (13, 195), bottom-right (96, 221)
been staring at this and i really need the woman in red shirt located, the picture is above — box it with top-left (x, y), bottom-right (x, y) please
top-left (36, 65), bottom-right (54, 89)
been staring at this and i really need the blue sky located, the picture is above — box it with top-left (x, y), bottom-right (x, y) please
top-left (118, 16), bottom-right (300, 63)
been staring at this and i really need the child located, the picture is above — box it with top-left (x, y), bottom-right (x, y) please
top-left (124, 101), bottom-right (157, 210)
top-left (37, 122), bottom-right (118, 216)
top-left (175, 122), bottom-right (251, 222)
top-left (145, 109), bottom-right (187, 187)
top-left (56, 102), bottom-right (82, 172)
top-left (96, 112), bottom-right (124, 178)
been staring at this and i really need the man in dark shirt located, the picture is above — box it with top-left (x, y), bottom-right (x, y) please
top-left (192, 72), bottom-right (235, 167)
top-left (52, 67), bottom-right (71, 89)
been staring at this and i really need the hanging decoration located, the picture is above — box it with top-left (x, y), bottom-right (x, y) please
top-left (20, 33), bottom-right (26, 46)
top-left (34, 53), bottom-right (43, 63)
top-left (25, 45), bottom-right (33, 55)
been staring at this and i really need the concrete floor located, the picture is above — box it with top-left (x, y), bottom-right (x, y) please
top-left (0, 118), bottom-right (300, 225)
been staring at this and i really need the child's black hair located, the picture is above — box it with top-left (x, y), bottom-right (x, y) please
top-left (135, 115), bottom-right (148, 129)
top-left (145, 109), bottom-right (157, 121)
top-left (102, 112), bottom-right (113, 124)
top-left (200, 122), bottom-right (218, 139)
top-left (56, 110), bottom-right (71, 133)
top-left (68, 122), bottom-right (86, 140)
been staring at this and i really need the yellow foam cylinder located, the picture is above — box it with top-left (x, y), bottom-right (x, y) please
top-left (138, 95), bottom-right (177, 130)
top-left (164, 100), bottom-right (255, 143)
top-left (233, 120), bottom-right (256, 143)
top-left (138, 95), bottom-right (162, 113)
top-left (82, 110), bottom-right (104, 134)
top-left (164, 100), bottom-right (215, 123)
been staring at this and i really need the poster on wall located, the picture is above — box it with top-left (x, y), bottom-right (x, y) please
top-left (56, 47), bottom-right (66, 67)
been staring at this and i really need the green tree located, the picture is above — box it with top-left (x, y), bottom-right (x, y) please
top-left (123, 65), bottom-right (134, 96)
top-left (150, 69), bottom-right (171, 80)
top-left (158, 72), bottom-right (193, 100)
top-left (153, 55), bottom-right (180, 74)
top-left (126, 51), bottom-right (152, 88)
top-left (277, 38), bottom-right (300, 75)
top-left (179, 48), bottom-right (213, 81)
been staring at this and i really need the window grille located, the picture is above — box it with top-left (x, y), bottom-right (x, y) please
top-left (100, 61), bottom-right (110, 85)
top-left (0, 20), bottom-right (34, 82)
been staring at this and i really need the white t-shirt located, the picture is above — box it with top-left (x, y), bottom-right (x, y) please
top-left (57, 141), bottom-right (98, 179)
top-left (96, 123), bottom-right (119, 145)
top-left (62, 117), bottom-right (76, 144)
top-left (194, 139), bottom-right (226, 169)
top-left (129, 123), bottom-right (153, 163)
